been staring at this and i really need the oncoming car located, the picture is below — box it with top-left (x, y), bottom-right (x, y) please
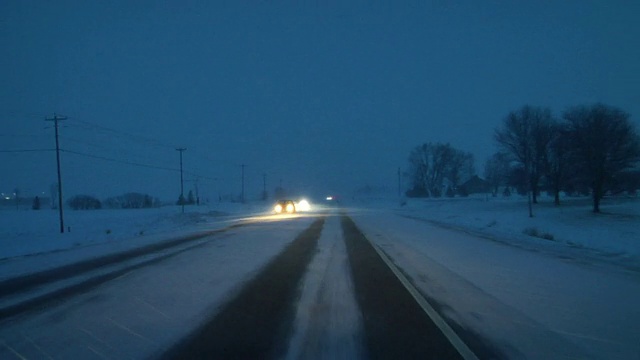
top-left (273, 200), bottom-right (296, 214)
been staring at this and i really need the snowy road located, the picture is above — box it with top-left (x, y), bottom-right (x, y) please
top-left (0, 215), bottom-right (318, 359)
top-left (351, 209), bottom-right (640, 359)
top-left (2, 206), bottom-right (635, 359)
top-left (0, 209), bottom-right (480, 359)
top-left (161, 214), bottom-right (474, 359)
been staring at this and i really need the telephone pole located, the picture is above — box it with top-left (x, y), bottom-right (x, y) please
top-left (241, 164), bottom-right (245, 203)
top-left (176, 148), bottom-right (186, 213)
top-left (263, 173), bottom-right (267, 201)
top-left (46, 113), bottom-right (67, 233)
top-left (194, 176), bottom-right (200, 205)
top-left (398, 167), bottom-right (401, 198)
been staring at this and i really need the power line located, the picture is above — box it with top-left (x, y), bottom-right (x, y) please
top-left (60, 135), bottom-right (181, 170)
top-left (65, 118), bottom-right (233, 170)
top-left (0, 149), bottom-right (55, 153)
top-left (61, 149), bottom-right (179, 172)
top-left (0, 134), bottom-right (49, 139)
top-left (48, 117), bottom-right (229, 182)
top-left (60, 148), bottom-right (219, 182)
top-left (66, 118), bottom-right (178, 150)
top-left (58, 135), bottom-right (113, 150)
top-left (65, 118), bottom-right (245, 171)
top-left (182, 170), bottom-right (218, 182)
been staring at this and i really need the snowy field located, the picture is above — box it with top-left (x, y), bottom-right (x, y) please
top-left (0, 202), bottom-right (273, 280)
top-left (352, 194), bottom-right (640, 275)
top-left (348, 195), bottom-right (640, 359)
top-left (2, 194), bottom-right (639, 279)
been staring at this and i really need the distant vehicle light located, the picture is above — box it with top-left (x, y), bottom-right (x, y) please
top-left (286, 203), bottom-right (295, 213)
top-left (274, 200), bottom-right (296, 214)
top-left (297, 199), bottom-right (311, 211)
top-left (326, 196), bottom-right (333, 201)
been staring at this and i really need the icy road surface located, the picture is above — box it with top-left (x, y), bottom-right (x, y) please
top-left (1, 205), bottom-right (639, 359)
top-left (351, 209), bottom-right (640, 359)
top-left (0, 216), bottom-right (317, 359)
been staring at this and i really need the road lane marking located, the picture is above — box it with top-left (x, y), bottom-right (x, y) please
top-left (21, 333), bottom-right (54, 360)
top-left (369, 241), bottom-right (480, 360)
top-left (1, 340), bottom-right (28, 360)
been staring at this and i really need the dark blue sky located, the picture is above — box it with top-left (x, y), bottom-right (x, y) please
top-left (2, 1), bottom-right (639, 202)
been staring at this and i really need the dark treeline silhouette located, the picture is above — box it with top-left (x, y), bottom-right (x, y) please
top-left (66, 192), bottom-right (161, 210)
top-left (492, 103), bottom-right (640, 213)
top-left (405, 142), bottom-right (476, 198)
top-left (406, 103), bottom-right (640, 214)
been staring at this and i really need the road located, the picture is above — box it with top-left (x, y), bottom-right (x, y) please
top-left (2, 207), bottom-right (637, 359)
top-left (0, 210), bottom-right (480, 359)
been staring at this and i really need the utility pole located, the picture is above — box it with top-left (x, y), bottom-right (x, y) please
top-left (194, 176), bottom-right (200, 206)
top-left (46, 113), bottom-right (67, 233)
top-left (241, 164), bottom-right (245, 203)
top-left (176, 148), bottom-right (186, 213)
top-left (398, 167), bottom-right (401, 198)
top-left (14, 188), bottom-right (19, 211)
top-left (263, 173), bottom-right (267, 201)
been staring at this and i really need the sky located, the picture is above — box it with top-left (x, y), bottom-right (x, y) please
top-left (1, 1), bottom-right (639, 202)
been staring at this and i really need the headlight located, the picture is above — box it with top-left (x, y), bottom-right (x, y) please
top-left (274, 204), bottom-right (283, 213)
top-left (297, 199), bottom-right (311, 211)
top-left (286, 203), bottom-right (295, 213)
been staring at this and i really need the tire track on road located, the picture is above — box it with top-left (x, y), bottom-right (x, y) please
top-left (161, 217), bottom-right (326, 360)
top-left (341, 215), bottom-right (471, 360)
top-left (0, 224), bottom-right (244, 321)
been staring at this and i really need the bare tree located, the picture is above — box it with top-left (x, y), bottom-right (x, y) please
top-left (407, 144), bottom-right (431, 197)
top-left (104, 193), bottom-right (160, 209)
top-left (564, 103), bottom-right (640, 212)
top-left (428, 143), bottom-right (454, 197)
top-left (447, 150), bottom-right (475, 194)
top-left (495, 105), bottom-right (555, 216)
top-left (67, 195), bottom-right (101, 210)
top-left (484, 152), bottom-right (510, 196)
top-left (545, 123), bottom-right (571, 205)
top-left (531, 112), bottom-right (557, 203)
top-left (407, 143), bottom-right (475, 197)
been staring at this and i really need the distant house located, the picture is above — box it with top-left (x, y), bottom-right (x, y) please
top-left (459, 175), bottom-right (491, 195)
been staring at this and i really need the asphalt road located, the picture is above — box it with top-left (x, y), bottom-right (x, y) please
top-left (162, 215), bottom-right (490, 359)
top-left (0, 212), bottom-right (493, 359)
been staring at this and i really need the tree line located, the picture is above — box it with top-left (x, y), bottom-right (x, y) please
top-left (406, 143), bottom-right (475, 198)
top-left (67, 192), bottom-right (162, 210)
top-left (406, 103), bottom-right (640, 214)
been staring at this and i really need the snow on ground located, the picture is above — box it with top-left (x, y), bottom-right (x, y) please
top-left (2, 195), bottom-right (639, 358)
top-left (350, 194), bottom-right (640, 273)
top-left (347, 194), bottom-right (640, 359)
top-left (0, 202), bottom-right (273, 279)
top-left (0, 217), bottom-right (317, 359)
top-left (286, 215), bottom-right (364, 359)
